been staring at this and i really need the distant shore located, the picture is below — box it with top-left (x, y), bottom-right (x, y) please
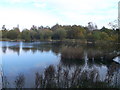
top-left (1, 38), bottom-right (119, 46)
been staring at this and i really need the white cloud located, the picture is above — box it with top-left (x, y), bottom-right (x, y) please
top-left (0, 0), bottom-right (119, 30)
top-left (33, 3), bottom-right (46, 8)
top-left (0, 8), bottom-right (62, 30)
top-left (4, 0), bottom-right (29, 3)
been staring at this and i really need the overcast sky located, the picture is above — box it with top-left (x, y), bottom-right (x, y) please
top-left (0, 0), bottom-right (119, 30)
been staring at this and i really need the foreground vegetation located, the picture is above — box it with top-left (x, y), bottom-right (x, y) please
top-left (3, 64), bottom-right (120, 88)
top-left (0, 24), bottom-right (119, 43)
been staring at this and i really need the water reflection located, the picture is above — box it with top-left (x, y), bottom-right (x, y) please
top-left (1, 41), bottom-right (62, 56)
top-left (1, 41), bottom-right (120, 88)
top-left (2, 63), bottom-right (120, 88)
top-left (105, 62), bottom-right (120, 88)
top-left (2, 47), bottom-right (7, 53)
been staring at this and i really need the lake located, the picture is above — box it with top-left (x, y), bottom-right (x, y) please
top-left (0, 41), bottom-right (120, 88)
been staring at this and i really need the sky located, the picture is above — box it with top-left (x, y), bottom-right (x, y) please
top-left (0, 0), bottom-right (119, 30)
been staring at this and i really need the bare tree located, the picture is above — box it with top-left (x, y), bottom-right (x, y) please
top-left (108, 20), bottom-right (118, 30)
top-left (2, 25), bottom-right (6, 30)
top-left (88, 22), bottom-right (97, 31)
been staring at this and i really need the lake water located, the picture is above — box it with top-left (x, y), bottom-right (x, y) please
top-left (0, 41), bottom-right (120, 88)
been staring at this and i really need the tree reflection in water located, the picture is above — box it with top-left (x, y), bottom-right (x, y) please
top-left (1, 41), bottom-right (120, 88)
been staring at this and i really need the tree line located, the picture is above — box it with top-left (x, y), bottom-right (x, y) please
top-left (0, 23), bottom-right (119, 42)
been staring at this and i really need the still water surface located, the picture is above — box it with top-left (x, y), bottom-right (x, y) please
top-left (0, 41), bottom-right (120, 88)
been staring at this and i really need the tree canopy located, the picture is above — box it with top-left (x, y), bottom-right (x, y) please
top-left (0, 24), bottom-right (119, 43)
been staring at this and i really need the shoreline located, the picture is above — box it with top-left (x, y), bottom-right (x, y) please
top-left (0, 38), bottom-right (119, 46)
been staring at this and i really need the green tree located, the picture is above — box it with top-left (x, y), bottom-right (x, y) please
top-left (7, 28), bottom-right (20, 40)
top-left (14, 27), bottom-right (20, 39)
top-left (0, 30), bottom-right (2, 39)
top-left (1, 30), bottom-right (8, 38)
top-left (52, 27), bottom-right (66, 40)
top-left (92, 31), bottom-right (101, 40)
top-left (67, 25), bottom-right (86, 39)
top-left (100, 32), bottom-right (109, 40)
top-left (39, 29), bottom-right (53, 40)
top-left (30, 30), bottom-right (38, 40)
top-left (21, 29), bottom-right (31, 41)
top-left (101, 26), bottom-right (113, 35)
top-left (86, 32), bottom-right (94, 42)
top-left (43, 29), bottom-right (52, 40)
top-left (51, 24), bottom-right (62, 31)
